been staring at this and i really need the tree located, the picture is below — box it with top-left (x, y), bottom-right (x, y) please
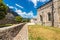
top-left (0, 0), bottom-right (7, 20)
top-left (0, 0), bottom-right (2, 2)
top-left (0, 12), bottom-right (5, 19)
top-left (22, 18), bottom-right (30, 22)
top-left (15, 16), bottom-right (23, 22)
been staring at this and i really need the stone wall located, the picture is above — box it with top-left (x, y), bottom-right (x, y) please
top-left (0, 23), bottom-right (28, 40)
top-left (37, 0), bottom-right (60, 27)
top-left (37, 1), bottom-right (52, 26)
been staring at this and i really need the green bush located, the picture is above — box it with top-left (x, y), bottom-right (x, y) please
top-left (15, 16), bottom-right (22, 22)
top-left (0, 24), bottom-right (12, 28)
top-left (0, 12), bottom-right (5, 19)
top-left (0, 0), bottom-right (7, 20)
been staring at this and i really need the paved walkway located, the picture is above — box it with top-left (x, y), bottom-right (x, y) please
top-left (13, 24), bottom-right (28, 40)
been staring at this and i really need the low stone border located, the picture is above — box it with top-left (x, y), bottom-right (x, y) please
top-left (0, 23), bottom-right (25, 40)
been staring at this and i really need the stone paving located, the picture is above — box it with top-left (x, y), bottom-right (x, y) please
top-left (13, 24), bottom-right (28, 40)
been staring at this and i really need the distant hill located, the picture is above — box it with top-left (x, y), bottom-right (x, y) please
top-left (7, 7), bottom-right (19, 16)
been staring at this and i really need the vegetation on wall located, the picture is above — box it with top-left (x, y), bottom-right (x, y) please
top-left (15, 16), bottom-right (23, 22)
top-left (15, 16), bottom-right (30, 23)
top-left (0, 0), bottom-right (8, 20)
top-left (22, 18), bottom-right (30, 22)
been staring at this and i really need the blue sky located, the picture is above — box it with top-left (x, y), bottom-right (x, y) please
top-left (3, 0), bottom-right (49, 18)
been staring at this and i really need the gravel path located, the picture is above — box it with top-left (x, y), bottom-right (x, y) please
top-left (13, 24), bottom-right (28, 40)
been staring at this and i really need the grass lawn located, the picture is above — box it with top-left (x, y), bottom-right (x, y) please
top-left (0, 24), bottom-right (14, 28)
top-left (28, 25), bottom-right (60, 40)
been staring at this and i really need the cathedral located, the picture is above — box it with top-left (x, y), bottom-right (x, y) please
top-left (37, 0), bottom-right (60, 27)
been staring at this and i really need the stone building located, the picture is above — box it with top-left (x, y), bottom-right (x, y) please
top-left (37, 0), bottom-right (60, 27)
top-left (30, 18), bottom-right (37, 23)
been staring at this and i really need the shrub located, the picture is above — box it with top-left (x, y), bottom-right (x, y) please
top-left (15, 16), bottom-right (22, 22)
top-left (0, 0), bottom-right (7, 20)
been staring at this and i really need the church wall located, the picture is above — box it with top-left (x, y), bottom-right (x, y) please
top-left (53, 0), bottom-right (60, 27)
top-left (37, 2), bottom-right (52, 26)
top-left (37, 0), bottom-right (60, 27)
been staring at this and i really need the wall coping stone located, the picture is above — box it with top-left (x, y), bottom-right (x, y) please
top-left (0, 23), bottom-right (24, 31)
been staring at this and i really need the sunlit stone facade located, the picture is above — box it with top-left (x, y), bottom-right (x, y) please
top-left (37, 0), bottom-right (60, 27)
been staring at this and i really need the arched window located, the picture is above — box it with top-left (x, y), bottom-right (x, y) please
top-left (48, 13), bottom-right (51, 21)
top-left (40, 15), bottom-right (43, 21)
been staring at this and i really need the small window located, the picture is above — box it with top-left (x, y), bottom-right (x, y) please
top-left (40, 15), bottom-right (43, 21)
top-left (48, 13), bottom-right (51, 21)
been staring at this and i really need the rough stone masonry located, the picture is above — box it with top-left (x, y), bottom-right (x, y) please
top-left (0, 23), bottom-right (28, 40)
top-left (37, 0), bottom-right (60, 27)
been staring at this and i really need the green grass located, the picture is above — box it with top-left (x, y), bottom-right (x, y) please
top-left (28, 25), bottom-right (60, 40)
top-left (0, 24), bottom-right (13, 28)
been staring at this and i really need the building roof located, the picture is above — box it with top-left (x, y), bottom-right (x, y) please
top-left (37, 0), bottom-right (52, 9)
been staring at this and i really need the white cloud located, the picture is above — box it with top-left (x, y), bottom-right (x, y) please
top-left (38, 0), bottom-right (49, 2)
top-left (6, 4), bottom-right (37, 18)
top-left (6, 4), bottom-right (14, 8)
top-left (16, 4), bottom-right (24, 9)
top-left (29, 0), bottom-right (37, 8)
top-left (29, 0), bottom-right (49, 8)
top-left (15, 9), bottom-right (36, 18)
top-left (6, 4), bottom-right (9, 6)
top-left (9, 6), bottom-right (14, 8)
